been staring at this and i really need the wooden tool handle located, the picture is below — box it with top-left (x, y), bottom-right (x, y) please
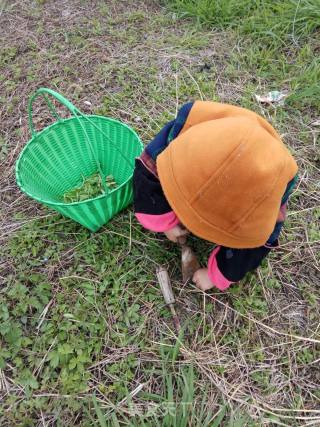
top-left (156, 266), bottom-right (175, 305)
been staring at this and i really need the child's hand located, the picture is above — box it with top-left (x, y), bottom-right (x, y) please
top-left (192, 268), bottom-right (214, 291)
top-left (164, 224), bottom-right (189, 244)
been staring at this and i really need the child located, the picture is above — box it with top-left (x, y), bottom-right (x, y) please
top-left (133, 101), bottom-right (298, 291)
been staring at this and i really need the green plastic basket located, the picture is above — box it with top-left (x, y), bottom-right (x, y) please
top-left (16, 88), bottom-right (143, 231)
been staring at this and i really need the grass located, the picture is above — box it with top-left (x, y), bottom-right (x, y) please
top-left (166, 0), bottom-right (320, 36)
top-left (0, 0), bottom-right (319, 425)
top-left (166, 0), bottom-right (320, 111)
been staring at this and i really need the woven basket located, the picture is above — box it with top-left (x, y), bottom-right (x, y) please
top-left (16, 88), bottom-right (143, 231)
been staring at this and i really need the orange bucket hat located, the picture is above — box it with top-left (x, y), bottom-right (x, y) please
top-left (157, 101), bottom-right (298, 248)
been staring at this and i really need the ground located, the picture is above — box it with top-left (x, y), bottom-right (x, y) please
top-left (0, 0), bottom-right (319, 426)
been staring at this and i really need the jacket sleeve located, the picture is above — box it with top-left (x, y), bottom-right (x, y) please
top-left (133, 159), bottom-right (179, 232)
top-left (132, 103), bottom-right (195, 232)
top-left (207, 244), bottom-right (274, 290)
top-left (206, 177), bottom-right (297, 291)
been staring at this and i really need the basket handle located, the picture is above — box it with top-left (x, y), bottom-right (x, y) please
top-left (28, 87), bottom-right (82, 136)
top-left (28, 88), bottom-right (109, 193)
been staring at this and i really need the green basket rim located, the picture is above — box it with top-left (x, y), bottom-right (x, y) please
top-left (15, 114), bottom-right (143, 207)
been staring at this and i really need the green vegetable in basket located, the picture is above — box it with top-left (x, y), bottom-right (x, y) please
top-left (63, 173), bottom-right (118, 203)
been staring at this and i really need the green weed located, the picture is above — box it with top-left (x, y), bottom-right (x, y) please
top-left (87, 362), bottom-right (250, 426)
top-left (63, 172), bottom-right (117, 203)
